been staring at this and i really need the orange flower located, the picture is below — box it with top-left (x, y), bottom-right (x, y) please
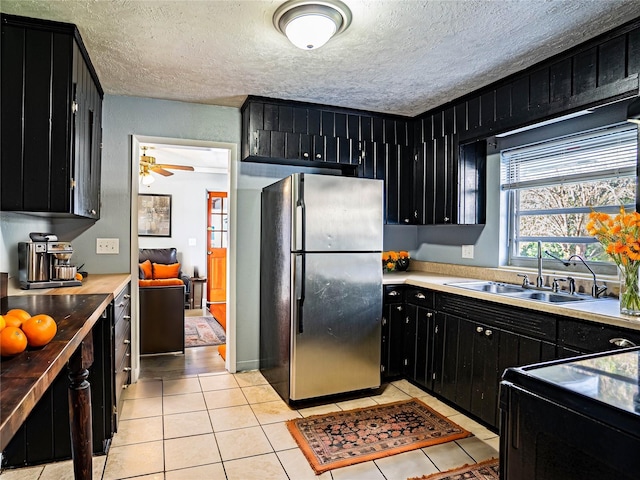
top-left (389, 251), bottom-right (399, 261)
top-left (589, 206), bottom-right (640, 269)
top-left (399, 251), bottom-right (410, 258)
top-left (386, 262), bottom-right (395, 270)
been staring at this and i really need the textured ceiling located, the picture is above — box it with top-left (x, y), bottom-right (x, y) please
top-left (2, 0), bottom-right (640, 117)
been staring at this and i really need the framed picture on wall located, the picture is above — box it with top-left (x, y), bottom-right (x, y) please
top-left (138, 194), bottom-right (172, 237)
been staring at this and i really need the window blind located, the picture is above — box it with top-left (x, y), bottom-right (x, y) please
top-left (501, 124), bottom-right (638, 190)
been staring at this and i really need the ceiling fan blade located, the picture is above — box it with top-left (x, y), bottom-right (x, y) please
top-left (151, 167), bottom-right (173, 176)
top-left (157, 164), bottom-right (195, 171)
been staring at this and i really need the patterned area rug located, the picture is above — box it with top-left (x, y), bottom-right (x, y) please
top-left (408, 458), bottom-right (499, 480)
top-left (287, 398), bottom-right (472, 474)
top-left (184, 316), bottom-right (226, 347)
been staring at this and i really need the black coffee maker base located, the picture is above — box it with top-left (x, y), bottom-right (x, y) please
top-left (21, 279), bottom-right (82, 289)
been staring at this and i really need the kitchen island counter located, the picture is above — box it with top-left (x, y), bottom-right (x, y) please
top-left (1, 273), bottom-right (130, 479)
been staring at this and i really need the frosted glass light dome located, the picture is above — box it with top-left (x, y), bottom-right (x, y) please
top-left (274, 1), bottom-right (352, 51)
top-left (285, 13), bottom-right (337, 50)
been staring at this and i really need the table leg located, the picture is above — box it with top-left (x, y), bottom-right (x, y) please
top-left (68, 331), bottom-right (94, 480)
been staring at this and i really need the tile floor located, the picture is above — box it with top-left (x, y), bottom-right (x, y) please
top-left (0, 350), bottom-right (499, 480)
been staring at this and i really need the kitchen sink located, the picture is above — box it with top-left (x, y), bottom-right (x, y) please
top-left (507, 291), bottom-right (589, 303)
top-left (446, 281), bottom-right (600, 303)
top-left (446, 281), bottom-right (527, 295)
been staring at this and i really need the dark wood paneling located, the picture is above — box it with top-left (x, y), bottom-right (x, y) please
top-left (308, 108), bottom-right (321, 135)
top-left (549, 58), bottom-right (572, 103)
top-left (629, 28), bottom-right (640, 75)
top-left (385, 144), bottom-right (400, 224)
top-left (263, 103), bottom-right (278, 131)
top-left (1, 24), bottom-right (25, 210)
top-left (529, 67), bottom-right (549, 110)
top-left (292, 107), bottom-right (307, 133)
top-left (373, 116), bottom-right (384, 143)
top-left (598, 36), bottom-right (626, 85)
top-left (496, 84), bottom-right (511, 121)
top-left (347, 114), bottom-right (359, 140)
top-left (480, 91), bottom-right (495, 128)
top-left (573, 46), bottom-right (598, 95)
top-left (334, 112), bottom-right (347, 138)
top-left (321, 110), bottom-right (334, 137)
top-left (278, 105), bottom-right (293, 133)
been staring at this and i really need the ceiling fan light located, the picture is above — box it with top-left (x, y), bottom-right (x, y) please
top-left (140, 173), bottom-right (155, 185)
top-left (274, 1), bottom-right (351, 50)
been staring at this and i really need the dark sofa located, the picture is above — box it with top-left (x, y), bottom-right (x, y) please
top-left (138, 248), bottom-right (188, 355)
top-left (138, 247), bottom-right (191, 305)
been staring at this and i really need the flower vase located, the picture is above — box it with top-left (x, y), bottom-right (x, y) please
top-left (619, 264), bottom-right (640, 316)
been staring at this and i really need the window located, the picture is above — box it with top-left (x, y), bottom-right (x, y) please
top-left (501, 123), bottom-right (637, 273)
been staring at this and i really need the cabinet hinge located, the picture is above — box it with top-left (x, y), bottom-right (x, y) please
top-left (380, 365), bottom-right (385, 373)
top-left (72, 101), bottom-right (79, 114)
top-left (382, 317), bottom-right (387, 326)
top-left (434, 325), bottom-right (439, 334)
top-left (71, 178), bottom-right (76, 189)
top-left (432, 372), bottom-right (436, 380)
top-left (404, 359), bottom-right (408, 366)
top-left (112, 405), bottom-right (117, 414)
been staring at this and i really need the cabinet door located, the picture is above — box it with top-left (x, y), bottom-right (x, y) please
top-left (470, 322), bottom-right (499, 427)
top-left (403, 304), bottom-right (417, 378)
top-left (434, 314), bottom-right (459, 403)
top-left (399, 145), bottom-right (415, 224)
top-left (385, 303), bottom-right (405, 379)
top-left (385, 144), bottom-right (400, 224)
top-left (414, 306), bottom-right (434, 389)
top-left (1, 25), bottom-right (73, 214)
top-left (72, 43), bottom-right (102, 219)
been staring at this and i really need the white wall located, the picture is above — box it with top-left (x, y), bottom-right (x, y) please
top-left (137, 171), bottom-right (227, 278)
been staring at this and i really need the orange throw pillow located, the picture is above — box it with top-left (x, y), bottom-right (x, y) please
top-left (153, 262), bottom-right (180, 279)
top-left (139, 260), bottom-right (153, 279)
top-left (139, 278), bottom-right (184, 287)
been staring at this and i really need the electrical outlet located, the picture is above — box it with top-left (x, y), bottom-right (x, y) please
top-left (461, 244), bottom-right (474, 259)
top-left (96, 238), bottom-right (119, 254)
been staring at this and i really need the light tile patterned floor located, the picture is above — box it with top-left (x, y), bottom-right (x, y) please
top-left (0, 354), bottom-right (499, 480)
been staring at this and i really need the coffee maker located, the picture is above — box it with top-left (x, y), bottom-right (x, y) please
top-left (18, 233), bottom-right (82, 289)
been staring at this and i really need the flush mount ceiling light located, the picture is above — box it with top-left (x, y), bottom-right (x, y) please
top-left (274, 0), bottom-right (352, 50)
top-left (628, 97), bottom-right (640, 124)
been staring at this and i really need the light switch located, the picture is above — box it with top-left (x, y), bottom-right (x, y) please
top-left (97, 238), bottom-right (119, 254)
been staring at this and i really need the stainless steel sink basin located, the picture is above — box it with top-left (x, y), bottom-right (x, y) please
top-left (507, 291), bottom-right (589, 303)
top-left (446, 281), bottom-right (526, 295)
top-left (446, 281), bottom-right (599, 303)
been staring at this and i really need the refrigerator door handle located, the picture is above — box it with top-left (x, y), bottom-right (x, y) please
top-left (294, 253), bottom-right (305, 334)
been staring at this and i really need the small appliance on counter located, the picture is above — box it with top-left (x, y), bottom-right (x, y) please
top-left (18, 233), bottom-right (82, 289)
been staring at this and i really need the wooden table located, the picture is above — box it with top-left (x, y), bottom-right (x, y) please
top-left (1, 274), bottom-right (130, 480)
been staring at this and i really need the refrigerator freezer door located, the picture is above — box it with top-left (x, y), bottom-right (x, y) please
top-left (290, 251), bottom-right (382, 400)
top-left (293, 174), bottom-right (383, 252)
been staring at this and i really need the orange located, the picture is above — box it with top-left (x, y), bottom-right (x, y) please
top-left (21, 314), bottom-right (57, 348)
top-left (6, 308), bottom-right (31, 323)
top-left (0, 315), bottom-right (5, 331)
top-left (3, 314), bottom-right (24, 328)
top-left (0, 326), bottom-right (28, 356)
top-left (75, 272), bottom-right (83, 281)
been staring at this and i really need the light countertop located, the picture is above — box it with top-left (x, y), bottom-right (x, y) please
top-left (384, 271), bottom-right (640, 332)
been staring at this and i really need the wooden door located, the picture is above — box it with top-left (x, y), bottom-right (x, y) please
top-left (207, 192), bottom-right (227, 304)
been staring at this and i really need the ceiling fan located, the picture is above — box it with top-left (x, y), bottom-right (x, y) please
top-left (139, 146), bottom-right (195, 182)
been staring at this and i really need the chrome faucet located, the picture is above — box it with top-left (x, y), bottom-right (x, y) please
top-left (566, 254), bottom-right (607, 298)
top-left (536, 241), bottom-right (544, 288)
top-left (544, 249), bottom-right (608, 298)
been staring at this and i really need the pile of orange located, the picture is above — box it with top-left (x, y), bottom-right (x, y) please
top-left (0, 308), bottom-right (57, 357)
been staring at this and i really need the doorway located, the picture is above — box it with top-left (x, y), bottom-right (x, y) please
top-left (130, 135), bottom-right (237, 380)
top-left (207, 191), bottom-right (228, 358)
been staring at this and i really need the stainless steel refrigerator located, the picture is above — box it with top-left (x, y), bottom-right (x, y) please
top-left (260, 173), bottom-right (383, 402)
